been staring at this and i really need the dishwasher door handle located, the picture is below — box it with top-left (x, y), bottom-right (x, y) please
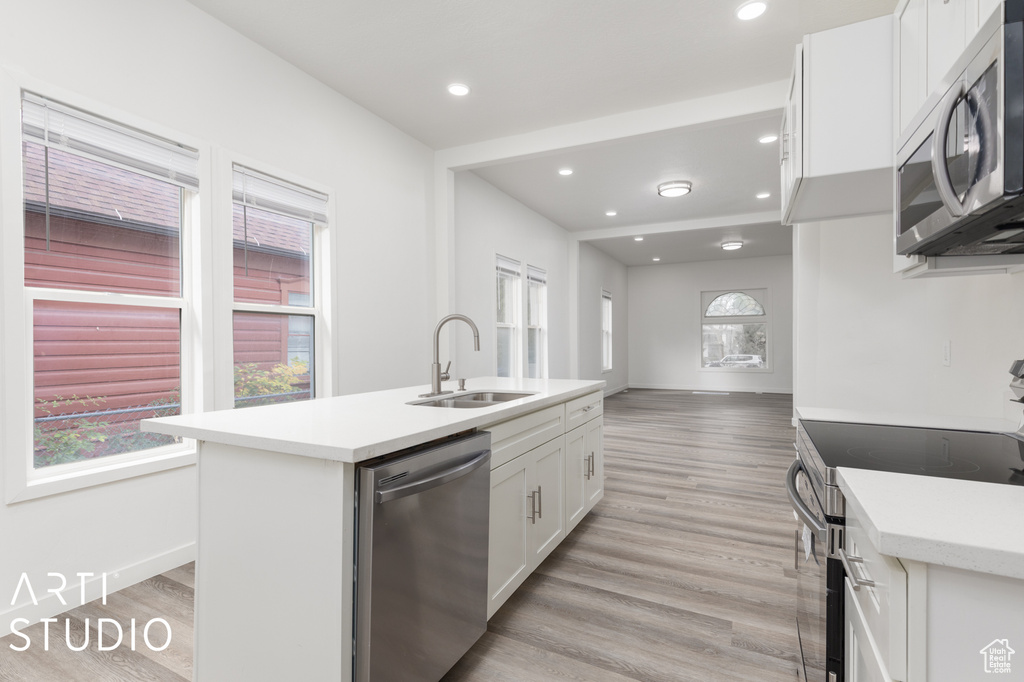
top-left (786, 459), bottom-right (827, 542)
top-left (377, 450), bottom-right (490, 504)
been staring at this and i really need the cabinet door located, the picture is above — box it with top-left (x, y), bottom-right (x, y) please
top-left (927, 0), bottom-right (967, 95)
top-left (846, 579), bottom-right (894, 682)
top-left (584, 416), bottom-right (604, 510)
top-left (528, 437), bottom-right (565, 564)
top-left (487, 455), bottom-right (530, 618)
top-left (564, 424), bottom-right (587, 532)
top-left (898, 0), bottom-right (928, 135)
top-left (780, 43), bottom-right (804, 225)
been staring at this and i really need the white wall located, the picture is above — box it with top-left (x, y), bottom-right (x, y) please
top-left (452, 171), bottom-right (572, 379)
top-left (0, 0), bottom-right (435, 634)
top-left (628, 254), bottom-right (794, 393)
top-left (579, 242), bottom-right (628, 393)
top-left (794, 214), bottom-right (1024, 422)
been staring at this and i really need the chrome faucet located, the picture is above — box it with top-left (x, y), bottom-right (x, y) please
top-left (424, 314), bottom-right (480, 397)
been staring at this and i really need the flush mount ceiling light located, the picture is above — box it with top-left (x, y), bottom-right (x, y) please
top-left (447, 83), bottom-right (470, 96)
top-left (558, 168), bottom-right (574, 176)
top-left (606, 210), bottom-right (617, 217)
top-left (634, 236), bottom-right (644, 241)
top-left (722, 241), bottom-right (744, 251)
top-left (756, 192), bottom-right (771, 199)
top-left (736, 1), bottom-right (767, 20)
top-left (652, 257), bottom-right (661, 262)
top-left (758, 134), bottom-right (778, 144)
top-left (657, 180), bottom-right (692, 198)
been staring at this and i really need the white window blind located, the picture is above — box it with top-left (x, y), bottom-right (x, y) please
top-left (232, 165), bottom-right (328, 224)
top-left (601, 290), bottom-right (613, 371)
top-left (526, 265), bottom-right (547, 284)
top-left (496, 254), bottom-right (521, 278)
top-left (21, 92), bottom-right (200, 191)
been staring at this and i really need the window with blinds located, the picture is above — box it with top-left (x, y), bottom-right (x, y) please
top-left (602, 290), bottom-right (613, 371)
top-left (21, 92), bottom-right (197, 469)
top-left (526, 266), bottom-right (548, 379)
top-left (495, 255), bottom-right (521, 378)
top-left (231, 164), bottom-right (328, 409)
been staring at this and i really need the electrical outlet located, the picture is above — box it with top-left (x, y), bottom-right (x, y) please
top-left (942, 340), bottom-right (951, 367)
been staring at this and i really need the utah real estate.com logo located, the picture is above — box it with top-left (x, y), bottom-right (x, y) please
top-left (980, 639), bottom-right (1015, 675)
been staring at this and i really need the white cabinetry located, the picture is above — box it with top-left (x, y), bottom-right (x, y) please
top-left (781, 15), bottom-right (893, 225)
top-left (487, 435), bottom-right (565, 617)
top-left (895, 0), bottom-right (1003, 141)
top-left (565, 414), bottom-right (604, 532)
top-left (844, 502), bottom-right (907, 682)
top-left (485, 390), bottom-right (604, 618)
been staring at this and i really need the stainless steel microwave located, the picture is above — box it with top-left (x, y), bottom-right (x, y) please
top-left (896, 2), bottom-right (1024, 256)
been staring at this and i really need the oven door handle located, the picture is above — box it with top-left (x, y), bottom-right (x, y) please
top-left (786, 459), bottom-right (827, 542)
top-left (931, 79), bottom-right (967, 218)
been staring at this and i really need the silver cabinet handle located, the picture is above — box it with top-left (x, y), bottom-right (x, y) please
top-left (931, 80), bottom-right (967, 218)
top-left (527, 490), bottom-right (537, 524)
top-left (838, 547), bottom-right (875, 590)
top-left (581, 404), bottom-right (595, 413)
top-left (584, 455), bottom-right (591, 480)
top-left (536, 485), bottom-right (542, 519)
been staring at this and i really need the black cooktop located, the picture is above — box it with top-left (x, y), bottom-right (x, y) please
top-left (801, 420), bottom-right (1024, 486)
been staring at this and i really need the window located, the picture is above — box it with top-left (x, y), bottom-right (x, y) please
top-left (526, 266), bottom-right (548, 379)
top-left (701, 290), bottom-right (769, 370)
top-left (601, 290), bottom-right (613, 371)
top-left (495, 255), bottom-right (521, 378)
top-left (21, 93), bottom-right (197, 470)
top-left (232, 166), bottom-right (327, 408)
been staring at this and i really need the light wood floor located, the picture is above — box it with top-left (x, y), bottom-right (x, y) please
top-left (0, 389), bottom-right (800, 682)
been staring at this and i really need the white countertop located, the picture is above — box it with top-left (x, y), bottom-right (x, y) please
top-left (143, 377), bottom-right (605, 463)
top-left (796, 406), bottom-right (1021, 434)
top-left (838, 467), bottom-right (1024, 580)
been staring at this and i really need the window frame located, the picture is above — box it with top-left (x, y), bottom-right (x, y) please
top-left (601, 289), bottom-right (613, 372)
top-left (213, 152), bottom-right (333, 411)
top-left (495, 254), bottom-right (522, 379)
top-left (525, 265), bottom-right (548, 379)
top-left (699, 288), bottom-right (772, 373)
top-left (0, 75), bottom-right (207, 503)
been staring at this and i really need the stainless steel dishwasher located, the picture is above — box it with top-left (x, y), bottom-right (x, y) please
top-left (354, 431), bottom-right (491, 682)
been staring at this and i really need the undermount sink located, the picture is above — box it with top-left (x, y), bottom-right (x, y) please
top-left (410, 391), bottom-right (536, 408)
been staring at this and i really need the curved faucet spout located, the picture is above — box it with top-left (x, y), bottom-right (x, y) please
top-left (426, 314), bottom-right (480, 396)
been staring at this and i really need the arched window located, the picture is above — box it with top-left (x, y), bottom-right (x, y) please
top-left (704, 292), bottom-right (765, 317)
top-left (701, 289), bottom-right (769, 370)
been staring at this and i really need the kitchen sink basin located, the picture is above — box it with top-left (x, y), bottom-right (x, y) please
top-left (410, 391), bottom-right (536, 408)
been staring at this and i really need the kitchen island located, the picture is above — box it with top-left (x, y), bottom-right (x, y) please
top-left (143, 377), bottom-right (605, 682)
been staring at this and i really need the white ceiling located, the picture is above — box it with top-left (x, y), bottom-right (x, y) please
top-left (470, 113), bottom-right (784, 233)
top-left (185, 0), bottom-right (897, 265)
top-left (588, 222), bottom-right (793, 267)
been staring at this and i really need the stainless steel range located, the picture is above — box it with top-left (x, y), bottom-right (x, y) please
top-left (788, 417), bottom-right (1024, 682)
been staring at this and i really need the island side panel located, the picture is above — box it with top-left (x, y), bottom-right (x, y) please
top-left (194, 441), bottom-right (354, 682)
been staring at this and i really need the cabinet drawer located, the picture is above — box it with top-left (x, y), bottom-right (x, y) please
top-left (564, 391), bottom-right (603, 432)
top-left (844, 504), bottom-right (908, 680)
top-left (486, 404), bottom-right (564, 469)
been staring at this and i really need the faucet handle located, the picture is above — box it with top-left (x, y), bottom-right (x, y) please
top-left (440, 360), bottom-right (452, 382)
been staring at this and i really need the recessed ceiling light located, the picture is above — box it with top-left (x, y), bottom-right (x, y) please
top-left (606, 210), bottom-right (617, 217)
top-left (756, 192), bottom-right (771, 199)
top-left (559, 168), bottom-right (574, 176)
top-left (657, 180), bottom-right (692, 198)
top-left (736, 1), bottom-right (767, 20)
top-left (722, 241), bottom-right (743, 251)
top-left (447, 83), bottom-right (470, 96)
top-left (634, 236), bottom-right (644, 242)
top-left (652, 257), bottom-right (661, 262)
top-left (758, 134), bottom-right (778, 144)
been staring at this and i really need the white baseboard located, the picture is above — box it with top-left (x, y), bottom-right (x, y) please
top-left (0, 542), bottom-right (196, 639)
top-left (626, 382), bottom-right (794, 395)
top-left (603, 384), bottom-right (628, 397)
